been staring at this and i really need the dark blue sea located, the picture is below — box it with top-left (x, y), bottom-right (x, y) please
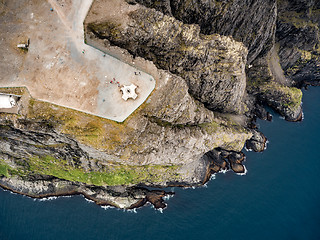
top-left (1, 87), bottom-right (320, 240)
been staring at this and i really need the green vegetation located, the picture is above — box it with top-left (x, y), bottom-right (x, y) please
top-left (0, 163), bottom-right (9, 177)
top-left (260, 83), bottom-right (302, 111)
top-left (26, 98), bottom-right (128, 151)
top-left (286, 48), bottom-right (320, 76)
top-left (199, 118), bottom-right (252, 152)
top-left (0, 87), bottom-right (26, 95)
top-left (0, 156), bottom-right (180, 186)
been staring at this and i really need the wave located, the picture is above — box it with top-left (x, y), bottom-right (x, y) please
top-left (163, 194), bottom-right (174, 201)
top-left (219, 168), bottom-right (231, 174)
top-left (126, 208), bottom-right (138, 213)
top-left (100, 205), bottom-right (115, 210)
top-left (38, 196), bottom-right (58, 201)
top-left (264, 140), bottom-right (269, 150)
top-left (236, 165), bottom-right (248, 176)
top-left (244, 146), bottom-right (253, 152)
top-left (85, 198), bottom-right (94, 203)
top-left (210, 174), bottom-right (217, 179)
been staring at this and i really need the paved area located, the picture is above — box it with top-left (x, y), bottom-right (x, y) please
top-left (0, 0), bottom-right (155, 122)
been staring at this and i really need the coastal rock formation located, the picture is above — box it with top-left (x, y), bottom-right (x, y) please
top-left (130, 0), bottom-right (277, 64)
top-left (1, 0), bottom-right (319, 209)
top-left (86, 5), bottom-right (247, 114)
top-left (276, 0), bottom-right (320, 87)
top-left (203, 148), bottom-right (247, 176)
top-left (0, 176), bottom-right (172, 209)
top-left (0, 79), bottom-right (251, 207)
top-left (245, 130), bottom-right (267, 152)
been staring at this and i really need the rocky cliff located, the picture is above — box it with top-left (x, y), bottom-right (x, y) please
top-left (276, 0), bottom-right (320, 87)
top-left (86, 7), bottom-right (247, 114)
top-left (1, 0), bottom-right (319, 209)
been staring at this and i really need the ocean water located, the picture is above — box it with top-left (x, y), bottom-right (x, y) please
top-left (0, 87), bottom-right (320, 240)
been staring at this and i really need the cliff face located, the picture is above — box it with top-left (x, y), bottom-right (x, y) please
top-left (0, 67), bottom-right (252, 208)
top-left (132, 0), bottom-right (277, 64)
top-left (276, 0), bottom-right (320, 86)
top-left (87, 6), bottom-right (247, 114)
top-left (1, 0), bottom-right (319, 209)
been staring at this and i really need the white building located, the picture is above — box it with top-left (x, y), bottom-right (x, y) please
top-left (0, 94), bottom-right (17, 108)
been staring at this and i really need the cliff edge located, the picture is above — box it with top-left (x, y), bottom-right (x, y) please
top-left (0, 0), bottom-right (319, 209)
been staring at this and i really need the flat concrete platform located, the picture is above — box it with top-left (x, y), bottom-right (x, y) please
top-left (0, 0), bottom-right (155, 122)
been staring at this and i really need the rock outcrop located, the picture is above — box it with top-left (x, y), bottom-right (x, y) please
top-left (0, 176), bottom-right (173, 209)
top-left (0, 72), bottom-right (252, 208)
top-left (130, 0), bottom-right (277, 64)
top-left (276, 0), bottom-right (320, 87)
top-left (245, 130), bottom-right (267, 152)
top-left (86, 5), bottom-right (248, 114)
top-left (1, 0), bottom-right (319, 209)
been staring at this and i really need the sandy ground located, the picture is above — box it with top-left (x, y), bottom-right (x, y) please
top-left (0, 0), bottom-right (155, 122)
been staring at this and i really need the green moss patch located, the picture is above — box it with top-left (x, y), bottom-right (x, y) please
top-left (0, 163), bottom-right (9, 177)
top-left (1, 156), bottom-right (180, 186)
top-left (26, 99), bottom-right (130, 151)
top-left (260, 83), bottom-right (302, 111)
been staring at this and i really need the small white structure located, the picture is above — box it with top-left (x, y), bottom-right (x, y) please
top-left (0, 94), bottom-right (17, 108)
top-left (120, 84), bottom-right (138, 101)
top-left (17, 43), bottom-right (28, 49)
top-left (17, 39), bottom-right (30, 49)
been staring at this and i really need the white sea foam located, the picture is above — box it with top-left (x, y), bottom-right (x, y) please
top-left (182, 186), bottom-right (195, 190)
top-left (264, 140), bottom-right (269, 150)
top-left (302, 112), bottom-right (305, 120)
top-left (244, 146), bottom-right (253, 152)
top-left (219, 168), bottom-right (230, 174)
top-left (210, 174), bottom-right (216, 180)
top-left (85, 198), bottom-right (94, 203)
top-left (61, 195), bottom-right (72, 198)
top-left (236, 165), bottom-right (248, 176)
top-left (101, 205), bottom-right (115, 210)
top-left (39, 196), bottom-right (58, 201)
top-left (202, 182), bottom-right (208, 188)
top-left (8, 190), bottom-right (18, 195)
top-left (163, 194), bottom-right (174, 201)
top-left (151, 203), bottom-right (166, 213)
top-left (279, 116), bottom-right (285, 120)
top-left (126, 208), bottom-right (138, 213)
top-left (157, 208), bottom-right (164, 214)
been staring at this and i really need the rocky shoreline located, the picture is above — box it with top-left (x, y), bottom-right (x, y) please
top-left (0, 176), bottom-right (174, 209)
top-left (0, 0), bottom-right (319, 209)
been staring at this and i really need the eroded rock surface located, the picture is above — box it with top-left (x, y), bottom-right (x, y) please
top-left (86, 5), bottom-right (247, 114)
top-left (1, 0), bottom-right (319, 209)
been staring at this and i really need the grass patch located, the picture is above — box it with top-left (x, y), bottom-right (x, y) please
top-left (26, 99), bottom-right (129, 151)
top-left (0, 87), bottom-right (26, 95)
top-left (0, 163), bottom-right (9, 177)
top-left (260, 83), bottom-right (302, 110)
top-left (2, 155), bottom-right (180, 186)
